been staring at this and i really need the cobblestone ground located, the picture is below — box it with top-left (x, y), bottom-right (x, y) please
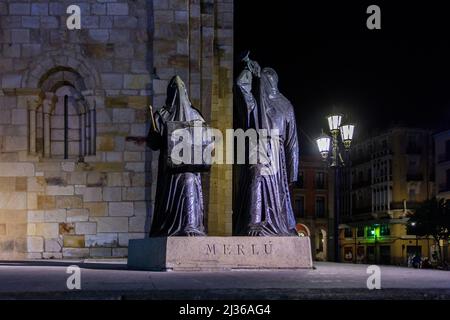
top-left (0, 261), bottom-right (449, 299)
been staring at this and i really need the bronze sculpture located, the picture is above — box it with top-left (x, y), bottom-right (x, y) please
top-left (147, 76), bottom-right (206, 237)
top-left (234, 57), bottom-right (299, 236)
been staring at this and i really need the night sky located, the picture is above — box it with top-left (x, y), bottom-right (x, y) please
top-left (234, 1), bottom-right (450, 154)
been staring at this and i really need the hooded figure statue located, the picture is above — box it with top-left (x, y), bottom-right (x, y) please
top-left (234, 61), bottom-right (299, 236)
top-left (147, 75), bottom-right (206, 236)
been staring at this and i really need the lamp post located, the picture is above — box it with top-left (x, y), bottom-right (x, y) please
top-left (371, 226), bottom-right (378, 264)
top-left (316, 113), bottom-right (355, 263)
top-left (411, 222), bottom-right (419, 256)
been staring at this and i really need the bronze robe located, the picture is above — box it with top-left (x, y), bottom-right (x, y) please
top-left (234, 67), bottom-right (299, 236)
top-left (147, 76), bottom-right (206, 237)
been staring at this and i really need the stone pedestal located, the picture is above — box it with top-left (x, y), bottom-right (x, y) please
top-left (127, 236), bottom-right (313, 271)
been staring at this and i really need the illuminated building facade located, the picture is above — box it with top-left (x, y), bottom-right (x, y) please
top-left (291, 155), bottom-right (330, 261)
top-left (340, 127), bottom-right (435, 265)
top-left (434, 129), bottom-right (450, 200)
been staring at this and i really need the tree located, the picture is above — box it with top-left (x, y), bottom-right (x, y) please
top-left (407, 197), bottom-right (450, 264)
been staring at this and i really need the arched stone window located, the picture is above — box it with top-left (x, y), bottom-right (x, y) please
top-left (50, 86), bottom-right (84, 159)
top-left (28, 66), bottom-right (97, 160)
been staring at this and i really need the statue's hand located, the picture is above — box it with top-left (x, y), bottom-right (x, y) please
top-left (247, 60), bottom-right (261, 78)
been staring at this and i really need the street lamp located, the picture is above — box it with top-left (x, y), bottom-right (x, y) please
top-left (327, 114), bottom-right (342, 131)
top-left (316, 112), bottom-right (355, 263)
top-left (410, 221), bottom-right (419, 256)
top-left (371, 225), bottom-right (378, 264)
top-left (340, 124), bottom-right (355, 149)
top-left (316, 132), bottom-right (331, 159)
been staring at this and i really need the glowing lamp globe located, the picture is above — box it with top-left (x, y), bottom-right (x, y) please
top-left (327, 114), bottom-right (342, 132)
top-left (340, 124), bottom-right (355, 149)
top-left (316, 133), bottom-right (331, 159)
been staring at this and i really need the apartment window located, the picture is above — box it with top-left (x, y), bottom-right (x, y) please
top-left (380, 224), bottom-right (390, 236)
top-left (358, 171), bottom-right (363, 183)
top-left (296, 171), bottom-right (304, 188)
top-left (409, 188), bottom-right (416, 202)
top-left (408, 158), bottom-right (419, 171)
top-left (358, 148), bottom-right (363, 159)
top-left (315, 172), bottom-right (326, 189)
top-left (344, 228), bottom-right (353, 238)
top-left (367, 226), bottom-right (376, 238)
top-left (295, 197), bottom-right (305, 218)
top-left (357, 227), bottom-right (364, 238)
top-left (358, 191), bottom-right (363, 202)
top-left (446, 140), bottom-right (450, 155)
top-left (408, 135), bottom-right (417, 149)
top-left (352, 193), bottom-right (357, 208)
top-left (315, 196), bottom-right (325, 218)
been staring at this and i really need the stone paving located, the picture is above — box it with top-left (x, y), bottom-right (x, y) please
top-left (0, 261), bottom-right (449, 299)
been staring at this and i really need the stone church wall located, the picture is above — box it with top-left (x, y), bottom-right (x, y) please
top-left (0, 0), bottom-right (233, 259)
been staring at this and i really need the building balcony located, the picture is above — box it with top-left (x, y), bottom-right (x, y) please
top-left (438, 153), bottom-right (450, 163)
top-left (351, 156), bottom-right (371, 166)
top-left (406, 173), bottom-right (423, 181)
top-left (352, 206), bottom-right (373, 215)
top-left (352, 180), bottom-right (371, 189)
top-left (390, 201), bottom-right (420, 210)
top-left (372, 149), bottom-right (393, 158)
top-left (406, 146), bottom-right (422, 154)
top-left (373, 176), bottom-right (392, 184)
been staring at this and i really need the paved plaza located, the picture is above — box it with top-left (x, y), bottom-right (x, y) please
top-left (0, 261), bottom-right (449, 299)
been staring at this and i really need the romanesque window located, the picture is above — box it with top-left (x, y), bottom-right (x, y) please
top-left (50, 89), bottom-right (80, 159)
top-left (29, 67), bottom-right (96, 160)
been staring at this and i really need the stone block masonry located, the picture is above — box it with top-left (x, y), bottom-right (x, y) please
top-left (128, 237), bottom-right (313, 271)
top-left (0, 0), bottom-right (233, 260)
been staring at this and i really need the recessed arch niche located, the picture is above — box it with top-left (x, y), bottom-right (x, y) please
top-left (31, 66), bottom-right (97, 160)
